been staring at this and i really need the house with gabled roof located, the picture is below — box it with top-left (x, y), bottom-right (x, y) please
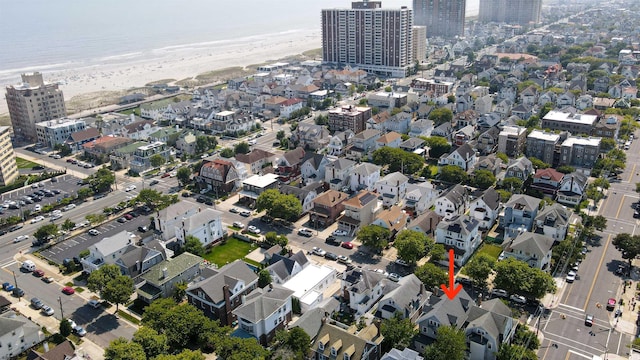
top-left (399, 137), bottom-right (426, 153)
top-left (301, 153), bottom-right (332, 184)
top-left (474, 95), bottom-right (494, 115)
top-left (464, 299), bottom-right (516, 360)
top-left (174, 208), bottom-right (225, 248)
top-left (342, 268), bottom-right (393, 316)
top-left (276, 147), bottom-right (306, 178)
top-left (325, 158), bottom-right (357, 191)
top-left (375, 172), bottom-right (409, 207)
top-left (232, 284), bottom-right (294, 345)
top-left (348, 129), bottom-right (383, 160)
top-left (266, 251), bottom-right (309, 284)
top-left (376, 131), bottom-right (403, 149)
top-left (469, 187), bottom-right (501, 230)
top-left (375, 274), bottom-right (429, 321)
top-left (371, 206), bottom-right (409, 239)
top-left (309, 189), bottom-right (349, 227)
top-left (404, 182), bottom-right (439, 217)
top-left (519, 85), bottom-right (538, 106)
top-left (505, 157), bottom-right (533, 181)
top-left (65, 127), bottom-right (100, 152)
top-left (115, 239), bottom-right (167, 279)
top-left (531, 168), bottom-right (564, 197)
top-left (80, 230), bottom-right (136, 273)
top-left (235, 149), bottom-right (276, 175)
top-left (350, 163), bottom-right (382, 192)
top-left (556, 172), bottom-right (588, 206)
top-left (338, 191), bottom-right (383, 235)
top-left (328, 130), bottom-right (355, 156)
top-left (502, 232), bottom-right (554, 270)
top-left (293, 123), bottom-right (331, 150)
top-left (408, 211), bottom-right (441, 236)
top-left (431, 122), bottom-right (453, 140)
top-left (311, 322), bottom-right (383, 360)
top-left (535, 203), bottom-right (572, 241)
top-left (435, 215), bottom-right (482, 266)
top-left (409, 119), bottom-right (434, 138)
top-left (438, 143), bottom-right (478, 172)
top-left (474, 154), bottom-right (503, 176)
top-left (476, 126), bottom-right (501, 156)
top-left (198, 159), bottom-right (241, 193)
top-left (0, 311), bottom-right (44, 359)
top-left (500, 194), bottom-right (541, 239)
top-left (136, 252), bottom-right (202, 303)
top-left (186, 260), bottom-right (259, 326)
top-left (435, 184), bottom-right (468, 220)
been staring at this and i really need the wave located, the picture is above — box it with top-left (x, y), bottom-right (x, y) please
top-left (96, 52), bottom-right (145, 62)
top-left (0, 61), bottom-right (80, 77)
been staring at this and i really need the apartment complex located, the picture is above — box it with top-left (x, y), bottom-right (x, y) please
top-left (0, 127), bottom-right (18, 186)
top-left (321, 2), bottom-right (414, 77)
top-left (412, 26), bottom-right (427, 63)
top-left (5, 72), bottom-right (66, 142)
top-left (413, 0), bottom-right (466, 38)
top-left (558, 137), bottom-right (601, 168)
top-left (328, 106), bottom-right (372, 134)
top-left (35, 118), bottom-right (86, 148)
top-left (497, 125), bottom-right (527, 157)
top-left (526, 130), bottom-right (561, 165)
top-left (541, 110), bottom-right (598, 135)
top-left (479, 0), bottom-right (542, 25)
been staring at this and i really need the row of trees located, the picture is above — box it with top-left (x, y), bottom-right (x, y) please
top-left (256, 189), bottom-right (303, 222)
top-left (371, 147), bottom-right (424, 175)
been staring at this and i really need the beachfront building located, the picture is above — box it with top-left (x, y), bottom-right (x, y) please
top-left (35, 118), bottom-right (86, 148)
top-left (479, 0), bottom-right (542, 25)
top-left (0, 127), bottom-right (18, 186)
top-left (413, 0), bottom-right (465, 38)
top-left (5, 72), bottom-right (66, 142)
top-left (321, 2), bottom-right (414, 78)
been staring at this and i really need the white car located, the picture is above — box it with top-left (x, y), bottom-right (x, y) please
top-left (233, 221), bottom-right (245, 229)
top-left (63, 204), bottom-right (76, 211)
top-left (312, 247), bottom-right (326, 256)
top-left (125, 185), bottom-right (136, 192)
top-left (41, 305), bottom-right (55, 316)
top-left (248, 140), bottom-right (257, 145)
top-left (169, 171), bottom-right (177, 177)
top-left (388, 273), bottom-right (401, 282)
top-left (31, 216), bottom-right (45, 224)
top-left (332, 229), bottom-right (348, 236)
top-left (247, 225), bottom-right (261, 234)
top-left (88, 299), bottom-right (101, 309)
top-left (50, 214), bottom-right (63, 221)
top-left (298, 228), bottom-right (313, 237)
top-left (88, 229), bottom-right (100, 236)
top-left (394, 259), bottom-right (409, 267)
top-left (73, 326), bottom-right (86, 337)
top-left (13, 235), bottom-right (29, 243)
top-left (509, 294), bottom-right (527, 304)
top-left (34, 205), bottom-right (41, 212)
top-left (566, 270), bottom-right (577, 283)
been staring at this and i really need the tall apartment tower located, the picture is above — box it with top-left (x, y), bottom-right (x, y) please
top-left (478, 0), bottom-right (541, 25)
top-left (5, 72), bottom-right (66, 142)
top-left (0, 127), bottom-right (18, 186)
top-left (412, 26), bottom-right (427, 63)
top-left (322, 1), bottom-right (414, 78)
top-left (413, 0), bottom-right (466, 38)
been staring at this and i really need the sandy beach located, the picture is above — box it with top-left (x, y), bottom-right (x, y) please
top-left (0, 29), bottom-right (322, 116)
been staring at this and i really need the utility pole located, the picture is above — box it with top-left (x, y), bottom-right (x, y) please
top-left (12, 271), bottom-right (19, 300)
top-left (58, 296), bottom-right (64, 320)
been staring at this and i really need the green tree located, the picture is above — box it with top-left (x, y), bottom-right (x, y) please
top-left (60, 318), bottom-right (72, 337)
top-left (612, 233), bottom-right (640, 267)
top-left (104, 338), bottom-right (146, 360)
top-left (501, 177), bottom-right (524, 192)
top-left (495, 152), bottom-right (509, 163)
top-left (600, 137), bottom-right (617, 151)
top-left (276, 130), bottom-right (286, 142)
top-left (61, 219), bottom-right (76, 232)
top-left (150, 154), bottom-right (166, 168)
top-left (87, 264), bottom-right (122, 294)
top-left (34, 223), bottom-right (59, 243)
top-left (429, 244), bottom-right (446, 263)
top-left (87, 167), bottom-right (116, 194)
top-left (258, 269), bottom-right (272, 288)
top-left (415, 262), bottom-right (448, 290)
top-left (182, 235), bottom-right (204, 256)
top-left (356, 225), bottom-right (390, 253)
top-left (472, 169), bottom-right (496, 190)
top-left (494, 258), bottom-right (556, 299)
top-left (592, 177), bottom-right (610, 190)
top-left (439, 165), bottom-right (469, 184)
top-left (103, 275), bottom-right (134, 311)
top-left (513, 324), bottom-right (540, 351)
top-left (591, 215), bottom-right (607, 231)
top-left (264, 231), bottom-right (288, 248)
top-left (255, 190), bottom-right (302, 221)
top-left (86, 213), bottom-right (107, 226)
top-left (428, 107), bottom-right (454, 125)
top-left (77, 187), bottom-right (93, 200)
top-left (173, 281), bottom-right (188, 302)
top-left (465, 253), bottom-right (496, 288)
top-left (176, 167), bottom-right (191, 186)
top-left (156, 350), bottom-right (206, 360)
top-left (371, 147), bottom-right (424, 174)
top-left (528, 157), bottom-right (550, 169)
top-left (394, 229), bottom-right (432, 265)
top-left (496, 344), bottom-right (537, 360)
top-left (422, 326), bottom-right (467, 360)
top-left (423, 136), bottom-right (452, 158)
top-left (215, 337), bottom-right (269, 360)
top-left (220, 148), bottom-right (234, 158)
top-left (132, 327), bottom-right (169, 359)
top-left (381, 312), bottom-right (417, 351)
top-left (234, 142), bottom-right (250, 154)
top-left (556, 165), bottom-right (575, 174)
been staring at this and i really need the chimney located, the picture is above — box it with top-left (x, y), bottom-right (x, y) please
top-left (161, 268), bottom-right (168, 279)
top-left (241, 294), bottom-right (247, 304)
top-left (136, 260), bottom-right (141, 272)
top-left (43, 342), bottom-right (49, 353)
top-left (130, 113), bottom-right (135, 122)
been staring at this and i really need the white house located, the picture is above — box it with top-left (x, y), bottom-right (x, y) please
top-left (438, 143), bottom-right (478, 171)
top-left (80, 231), bottom-right (135, 273)
top-left (279, 98), bottom-right (305, 118)
top-left (350, 162), bottom-right (382, 192)
top-left (342, 268), bottom-right (389, 315)
top-left (469, 187), bottom-right (501, 230)
top-left (409, 119), bottom-right (435, 138)
top-left (155, 202), bottom-right (200, 240)
top-left (327, 130), bottom-right (354, 156)
top-left (435, 215), bottom-right (482, 266)
top-left (324, 158), bottom-right (357, 191)
top-left (0, 312), bottom-right (44, 359)
top-left (174, 208), bottom-right (225, 247)
top-left (282, 264), bottom-right (337, 313)
top-left (534, 203), bottom-right (572, 241)
top-left (435, 184), bottom-right (468, 220)
top-left (502, 232), bottom-right (554, 270)
top-left (404, 182), bottom-right (439, 216)
top-left (375, 172), bottom-right (409, 207)
top-left (301, 154), bottom-right (331, 184)
top-left (233, 284), bottom-right (294, 345)
top-left (556, 172), bottom-right (588, 207)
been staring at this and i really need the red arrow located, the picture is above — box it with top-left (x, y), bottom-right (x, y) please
top-left (440, 248), bottom-right (462, 300)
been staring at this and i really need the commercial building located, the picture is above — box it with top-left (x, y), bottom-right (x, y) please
top-left (413, 0), bottom-right (466, 38)
top-left (5, 72), bottom-right (66, 142)
top-left (0, 127), bottom-right (18, 186)
top-left (479, 0), bottom-right (541, 25)
top-left (321, 2), bottom-right (414, 77)
top-left (328, 106), bottom-right (372, 133)
top-left (35, 118), bottom-right (86, 148)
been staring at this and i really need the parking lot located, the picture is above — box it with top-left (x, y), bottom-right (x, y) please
top-left (0, 174), bottom-right (86, 218)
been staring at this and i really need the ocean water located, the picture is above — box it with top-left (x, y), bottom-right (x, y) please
top-left (0, 0), bottom-right (478, 78)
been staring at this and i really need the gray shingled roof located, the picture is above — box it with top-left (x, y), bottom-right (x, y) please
top-left (233, 284), bottom-right (294, 323)
top-left (504, 194), bottom-right (541, 212)
top-left (186, 260), bottom-right (257, 303)
top-left (505, 232), bottom-right (555, 260)
top-left (418, 288), bottom-right (475, 329)
top-left (481, 187), bottom-right (500, 211)
top-left (535, 203), bottom-right (570, 227)
top-left (437, 215), bottom-right (479, 237)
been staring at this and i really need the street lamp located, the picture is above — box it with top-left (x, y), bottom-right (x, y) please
top-left (57, 297), bottom-right (64, 320)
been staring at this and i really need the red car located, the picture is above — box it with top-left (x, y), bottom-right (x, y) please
top-left (62, 286), bottom-right (75, 295)
top-left (32, 269), bottom-right (45, 277)
top-left (607, 298), bottom-right (616, 311)
top-left (123, 214), bottom-right (133, 220)
top-left (161, 173), bottom-right (171, 178)
top-left (341, 242), bottom-right (354, 249)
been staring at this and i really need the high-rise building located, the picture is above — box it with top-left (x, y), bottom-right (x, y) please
top-left (5, 72), bottom-right (66, 143)
top-left (413, 0), bottom-right (466, 38)
top-left (412, 26), bottom-right (427, 63)
top-left (0, 127), bottom-right (19, 186)
top-left (478, 0), bottom-right (541, 25)
top-left (322, 1), bottom-right (413, 78)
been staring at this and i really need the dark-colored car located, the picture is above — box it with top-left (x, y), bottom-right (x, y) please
top-left (325, 252), bottom-right (338, 261)
top-left (196, 196), bottom-right (206, 203)
top-left (123, 214), bottom-right (133, 220)
top-left (205, 199), bottom-right (213, 206)
top-left (30, 297), bottom-right (43, 309)
top-left (32, 269), bottom-right (45, 277)
top-left (13, 288), bottom-right (24, 297)
top-left (149, 180), bottom-right (159, 186)
top-left (2, 282), bottom-right (14, 291)
top-left (138, 226), bottom-right (148, 233)
top-left (325, 236), bottom-right (340, 246)
top-left (140, 206), bottom-right (152, 214)
top-left (117, 217), bottom-right (127, 223)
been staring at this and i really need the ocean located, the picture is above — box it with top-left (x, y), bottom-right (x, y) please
top-left (0, 0), bottom-right (478, 83)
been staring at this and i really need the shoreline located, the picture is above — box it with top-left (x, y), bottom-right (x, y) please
top-left (0, 29), bottom-right (322, 117)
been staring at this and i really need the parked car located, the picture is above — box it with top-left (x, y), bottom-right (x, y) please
top-left (125, 185), bottom-right (136, 192)
top-left (324, 252), bottom-right (338, 261)
top-left (41, 277), bottom-right (54, 284)
top-left (394, 259), bottom-right (409, 267)
top-left (312, 247), bottom-right (326, 256)
top-left (41, 305), bottom-right (55, 316)
top-left (12, 288), bottom-right (24, 297)
top-left (32, 269), bottom-right (45, 277)
top-left (61, 286), bottom-right (75, 295)
top-left (2, 283), bottom-right (14, 291)
top-left (239, 210), bottom-right (251, 217)
top-left (247, 225), bottom-right (261, 234)
top-left (566, 270), bottom-right (577, 283)
top-left (325, 236), bottom-right (340, 246)
top-left (585, 314), bottom-right (594, 327)
top-left (607, 298), bottom-right (616, 311)
top-left (88, 229), bottom-right (100, 236)
top-left (490, 289), bottom-right (508, 298)
top-left (31, 216), bottom-right (45, 224)
top-left (73, 326), bottom-right (87, 337)
top-left (509, 294), bottom-right (527, 304)
top-left (388, 273), bottom-right (401, 282)
top-left (149, 180), bottom-right (159, 186)
top-left (138, 226), bottom-right (148, 233)
top-left (117, 217), bottom-right (127, 223)
top-left (229, 207), bottom-right (239, 213)
top-left (88, 299), bottom-right (101, 309)
top-left (13, 235), bottom-right (29, 243)
top-left (341, 242), bottom-right (354, 249)
top-left (123, 214), bottom-right (134, 220)
top-left (298, 228), bottom-right (313, 237)
top-left (337, 255), bottom-right (352, 264)
top-left (233, 221), bottom-right (245, 229)
top-left (332, 229), bottom-right (348, 237)
top-left (63, 204), bottom-right (76, 211)
top-left (30, 297), bottom-right (44, 309)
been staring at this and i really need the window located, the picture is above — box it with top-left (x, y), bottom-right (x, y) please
top-left (318, 342), bottom-right (325, 351)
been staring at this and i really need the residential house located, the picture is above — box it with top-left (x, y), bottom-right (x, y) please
top-left (122, 120), bottom-right (159, 140)
top-left (403, 182), bottom-right (439, 217)
top-left (276, 147), bottom-right (306, 179)
top-left (375, 112), bottom-right (412, 134)
top-left (310, 322), bottom-right (383, 360)
top-left (502, 233), bottom-right (554, 270)
top-left (129, 141), bottom-right (171, 174)
top-left (174, 208), bottom-right (226, 248)
top-left (537, 91), bottom-right (556, 106)
top-left (350, 163), bottom-right (382, 192)
top-left (233, 284), bottom-right (294, 345)
top-left (407, 211), bottom-right (441, 236)
top-left (497, 126), bottom-right (527, 157)
top-left (235, 149), bottom-right (276, 175)
top-left (338, 191), bottom-right (382, 235)
top-left (526, 130), bottom-right (562, 166)
top-left (327, 130), bottom-right (355, 156)
top-left (535, 203), bottom-right (572, 241)
top-left (476, 113), bottom-right (502, 133)
top-left (375, 172), bottom-right (409, 207)
top-left (309, 190), bottom-right (349, 227)
top-left (474, 155), bottom-right (503, 176)
top-left (494, 99), bottom-right (513, 119)
top-left (293, 124), bottom-right (331, 150)
top-left (594, 114), bottom-right (621, 139)
top-left (476, 126), bottom-right (500, 156)
top-left (519, 86), bottom-right (538, 106)
top-left (283, 183), bottom-right (325, 214)
top-left (500, 194), bottom-right (541, 239)
top-left (399, 138), bottom-right (426, 153)
top-left (556, 172), bottom-right (588, 206)
top-left (375, 274), bottom-right (429, 321)
top-left (454, 125), bottom-right (475, 147)
top-left (381, 348), bottom-right (424, 360)
top-left (464, 299), bottom-right (516, 360)
top-left (347, 129), bottom-right (382, 160)
top-left (115, 240), bottom-right (167, 278)
top-left (431, 122), bottom-right (453, 140)
top-left (301, 153), bottom-right (331, 184)
top-left (186, 260), bottom-right (259, 326)
top-left (408, 119), bottom-right (434, 138)
top-left (82, 135), bottom-right (133, 161)
top-left (266, 251), bottom-right (310, 285)
top-left (474, 95), bottom-right (494, 115)
top-left (531, 168), bottom-right (564, 197)
top-left (576, 94), bottom-right (594, 110)
top-left (435, 184), bottom-right (468, 220)
top-left (556, 92), bottom-right (575, 107)
top-left (240, 173), bottom-right (280, 202)
top-left (26, 340), bottom-right (77, 360)
top-left (198, 159), bottom-right (241, 193)
top-left (439, 143), bottom-right (478, 172)
top-left (0, 312), bottom-right (44, 359)
top-left (136, 252), bottom-right (202, 303)
top-left (80, 231), bottom-right (135, 273)
top-left (371, 206), bottom-right (409, 239)
top-left (469, 187), bottom-right (501, 230)
top-left (282, 263), bottom-right (337, 312)
top-left (65, 128), bottom-right (100, 152)
top-left (505, 157), bottom-right (533, 181)
top-left (342, 268), bottom-right (391, 315)
top-left (279, 98), bottom-right (304, 118)
top-left (176, 132), bottom-right (197, 155)
top-left (325, 158), bottom-right (357, 191)
top-left (376, 131), bottom-right (403, 150)
top-left (435, 215), bottom-right (482, 266)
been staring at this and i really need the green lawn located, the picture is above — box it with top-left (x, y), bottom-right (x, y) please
top-left (459, 243), bottom-right (503, 275)
top-left (120, 108), bottom-right (141, 116)
top-left (202, 238), bottom-right (256, 267)
top-left (15, 157), bottom-right (39, 169)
